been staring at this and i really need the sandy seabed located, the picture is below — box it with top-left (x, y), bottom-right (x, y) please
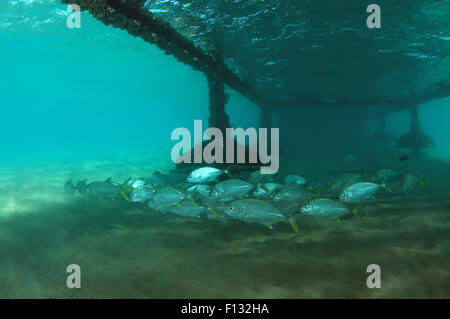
top-left (0, 152), bottom-right (449, 298)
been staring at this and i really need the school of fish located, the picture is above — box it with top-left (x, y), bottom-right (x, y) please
top-left (64, 165), bottom-right (426, 235)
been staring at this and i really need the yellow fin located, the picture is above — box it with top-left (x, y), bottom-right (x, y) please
top-left (263, 223), bottom-right (274, 230)
top-left (259, 183), bottom-right (270, 193)
top-left (384, 185), bottom-right (393, 193)
top-left (209, 207), bottom-right (223, 217)
top-left (187, 194), bottom-right (198, 206)
top-left (419, 176), bottom-right (425, 187)
top-left (289, 217), bottom-right (300, 235)
top-left (120, 190), bottom-right (129, 201)
top-left (352, 204), bottom-right (365, 222)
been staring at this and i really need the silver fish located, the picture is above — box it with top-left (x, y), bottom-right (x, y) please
top-left (213, 179), bottom-right (255, 202)
top-left (170, 200), bottom-right (206, 218)
top-left (130, 179), bottom-right (147, 189)
top-left (186, 184), bottom-right (212, 197)
top-left (130, 185), bottom-right (155, 202)
top-left (150, 187), bottom-right (185, 208)
top-left (64, 180), bottom-right (77, 196)
top-left (252, 182), bottom-right (282, 199)
top-left (339, 182), bottom-right (384, 204)
top-left (76, 179), bottom-right (88, 196)
top-left (86, 180), bottom-right (125, 200)
top-left (301, 199), bottom-right (350, 220)
top-left (224, 199), bottom-right (286, 225)
top-left (403, 173), bottom-right (424, 192)
top-left (271, 185), bottom-right (314, 202)
top-left (187, 167), bottom-right (228, 183)
top-left (284, 174), bottom-right (307, 185)
top-left (332, 173), bottom-right (364, 191)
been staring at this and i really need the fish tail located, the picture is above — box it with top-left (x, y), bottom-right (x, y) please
top-left (382, 183), bottom-right (393, 193)
top-left (419, 175), bottom-right (425, 187)
top-left (352, 203), bottom-right (365, 222)
top-left (120, 190), bottom-right (129, 201)
top-left (187, 194), bottom-right (198, 206)
top-left (208, 205), bottom-right (223, 217)
top-left (120, 177), bottom-right (133, 191)
top-left (288, 217), bottom-right (300, 235)
top-left (259, 183), bottom-right (270, 193)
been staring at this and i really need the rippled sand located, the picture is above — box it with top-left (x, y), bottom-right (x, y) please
top-left (0, 153), bottom-right (449, 298)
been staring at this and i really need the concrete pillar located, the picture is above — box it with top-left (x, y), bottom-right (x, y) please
top-left (207, 71), bottom-right (230, 132)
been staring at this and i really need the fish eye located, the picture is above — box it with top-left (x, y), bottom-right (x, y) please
top-left (229, 206), bottom-right (234, 210)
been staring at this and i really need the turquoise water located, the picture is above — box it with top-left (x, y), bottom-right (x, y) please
top-left (0, 1), bottom-right (449, 298)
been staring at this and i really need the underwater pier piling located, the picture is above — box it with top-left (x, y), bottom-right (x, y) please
top-left (60, 0), bottom-right (277, 172)
top-left (61, 0), bottom-right (277, 169)
top-left (207, 71), bottom-right (230, 132)
top-left (395, 103), bottom-right (434, 154)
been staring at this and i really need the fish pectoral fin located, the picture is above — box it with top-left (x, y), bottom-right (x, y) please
top-left (352, 203), bottom-right (365, 222)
